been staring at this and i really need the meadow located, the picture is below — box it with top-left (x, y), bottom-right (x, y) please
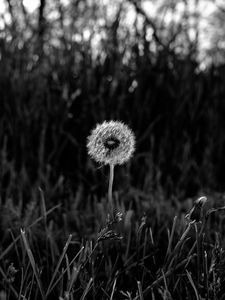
top-left (1, 1), bottom-right (225, 299)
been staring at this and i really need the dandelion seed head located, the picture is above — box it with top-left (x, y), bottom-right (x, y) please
top-left (87, 120), bottom-right (135, 165)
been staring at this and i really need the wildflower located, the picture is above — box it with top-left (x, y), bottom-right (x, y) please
top-left (87, 120), bottom-right (135, 166)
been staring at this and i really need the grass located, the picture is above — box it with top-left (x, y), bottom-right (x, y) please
top-left (1, 1), bottom-right (225, 298)
top-left (1, 188), bottom-right (225, 299)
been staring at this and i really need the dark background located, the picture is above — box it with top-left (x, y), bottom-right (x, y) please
top-left (1, 0), bottom-right (225, 207)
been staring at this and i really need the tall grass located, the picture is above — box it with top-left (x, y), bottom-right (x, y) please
top-left (1, 191), bottom-right (225, 299)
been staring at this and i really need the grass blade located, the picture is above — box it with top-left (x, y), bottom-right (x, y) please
top-left (137, 281), bottom-right (144, 300)
top-left (186, 270), bottom-right (200, 300)
top-left (110, 275), bottom-right (117, 300)
top-left (0, 204), bottom-right (61, 262)
top-left (20, 229), bottom-right (45, 300)
top-left (45, 234), bottom-right (72, 297)
top-left (80, 278), bottom-right (93, 300)
top-left (165, 216), bottom-right (177, 261)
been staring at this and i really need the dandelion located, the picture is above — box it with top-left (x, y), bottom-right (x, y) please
top-left (87, 120), bottom-right (135, 166)
top-left (87, 120), bottom-right (135, 219)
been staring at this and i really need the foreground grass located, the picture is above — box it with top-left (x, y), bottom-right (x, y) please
top-left (1, 190), bottom-right (225, 300)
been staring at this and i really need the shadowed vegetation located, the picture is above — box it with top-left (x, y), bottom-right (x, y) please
top-left (1, 0), bottom-right (225, 299)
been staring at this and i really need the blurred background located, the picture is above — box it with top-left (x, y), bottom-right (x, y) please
top-left (1, 0), bottom-right (225, 210)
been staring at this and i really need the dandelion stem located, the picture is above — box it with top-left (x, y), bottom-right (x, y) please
top-left (108, 163), bottom-right (114, 218)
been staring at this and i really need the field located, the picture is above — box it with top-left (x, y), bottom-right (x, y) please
top-left (1, 1), bottom-right (225, 299)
